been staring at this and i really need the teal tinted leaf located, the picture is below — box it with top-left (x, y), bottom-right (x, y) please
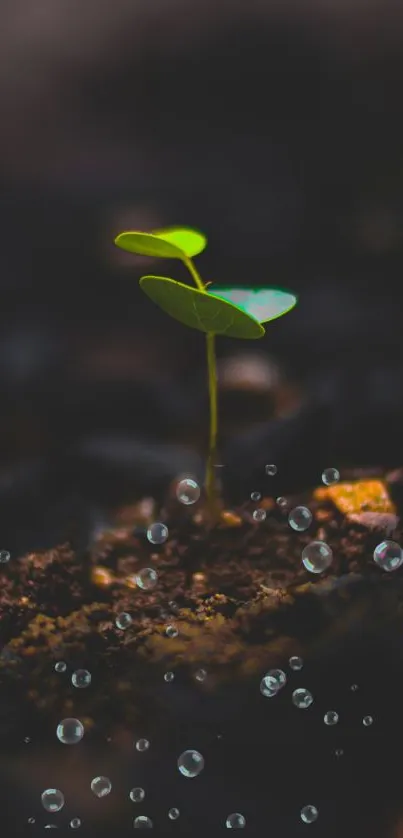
top-left (150, 226), bottom-right (207, 258)
top-left (139, 276), bottom-right (265, 339)
top-left (208, 287), bottom-right (297, 324)
top-left (114, 231), bottom-right (183, 259)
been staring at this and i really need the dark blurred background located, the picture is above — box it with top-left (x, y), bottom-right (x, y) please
top-left (1, 0), bottom-right (403, 553)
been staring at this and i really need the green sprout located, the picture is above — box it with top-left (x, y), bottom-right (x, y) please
top-left (114, 226), bottom-right (297, 521)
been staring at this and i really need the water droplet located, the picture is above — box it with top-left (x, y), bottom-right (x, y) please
top-left (250, 491), bottom-right (261, 502)
top-left (56, 718), bottom-right (84, 745)
top-left (165, 625), bottom-right (178, 638)
top-left (288, 506), bottom-right (312, 532)
top-left (226, 813), bottom-right (246, 828)
top-left (146, 522), bottom-right (168, 545)
top-left (177, 749), bottom-right (205, 778)
top-left (289, 655), bottom-right (303, 671)
top-left (302, 541), bottom-right (333, 574)
top-left (90, 776), bottom-right (112, 798)
top-left (115, 612), bottom-right (132, 630)
top-left (324, 711), bottom-right (339, 726)
top-left (134, 816), bottom-right (153, 828)
top-left (0, 549), bottom-right (10, 563)
top-left (253, 508), bottom-right (266, 522)
top-left (322, 467), bottom-right (340, 486)
top-left (136, 738), bottom-right (150, 752)
top-left (41, 789), bottom-right (65, 813)
top-left (195, 668), bottom-right (207, 682)
top-left (164, 671), bottom-right (175, 682)
top-left (363, 715), bottom-right (373, 727)
top-left (54, 661), bottom-right (66, 673)
top-left (168, 808), bottom-right (180, 820)
top-left (130, 788), bottom-right (145, 803)
top-left (70, 818), bottom-right (81, 829)
top-left (373, 540), bottom-right (403, 572)
top-left (260, 675), bottom-right (279, 698)
top-left (176, 478), bottom-right (201, 505)
top-left (300, 805), bottom-right (318, 824)
top-left (72, 669), bottom-right (91, 689)
top-left (292, 688), bottom-right (313, 709)
top-left (265, 464), bottom-right (277, 476)
top-left (276, 496), bottom-right (288, 508)
top-left (135, 568), bottom-right (159, 590)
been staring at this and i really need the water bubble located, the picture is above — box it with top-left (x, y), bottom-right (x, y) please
top-left (115, 612), bottom-right (132, 630)
top-left (288, 506), bottom-right (312, 532)
top-left (54, 661), bottom-right (66, 673)
top-left (168, 808), bottom-right (180, 820)
top-left (260, 675), bottom-right (279, 698)
top-left (0, 549), bottom-right (10, 563)
top-left (146, 523), bottom-right (168, 545)
top-left (178, 749), bottom-right (205, 778)
top-left (136, 738), bottom-right (150, 752)
top-left (302, 541), bottom-right (333, 574)
top-left (250, 491), bottom-right (261, 502)
top-left (226, 813), bottom-right (246, 829)
top-left (363, 715), bottom-right (373, 726)
top-left (135, 568), bottom-right (158, 590)
top-left (72, 669), bottom-right (91, 689)
top-left (276, 496), bottom-right (288, 508)
top-left (56, 718), bottom-right (84, 745)
top-left (292, 688), bottom-right (313, 709)
top-left (24, 736), bottom-right (31, 743)
top-left (265, 464), bottom-right (277, 476)
top-left (90, 777), bottom-right (112, 798)
top-left (130, 788), bottom-right (145, 803)
top-left (41, 789), bottom-right (65, 813)
top-left (134, 816), bottom-right (153, 828)
top-left (373, 540), bottom-right (403, 572)
top-left (335, 748), bottom-right (344, 757)
top-left (165, 625), bottom-right (178, 638)
top-left (28, 817), bottom-right (36, 824)
top-left (324, 711), bottom-right (339, 726)
top-left (289, 655), bottom-right (303, 671)
top-left (300, 805), bottom-right (318, 824)
top-left (350, 683), bottom-right (359, 692)
top-left (268, 668), bottom-right (287, 689)
top-left (176, 478), bottom-right (201, 505)
top-left (44, 826), bottom-right (58, 829)
top-left (253, 508), bottom-right (266, 522)
top-left (164, 671), bottom-right (175, 682)
top-left (195, 669), bottom-right (207, 682)
top-left (322, 467), bottom-right (340, 486)
top-left (70, 819), bottom-right (81, 829)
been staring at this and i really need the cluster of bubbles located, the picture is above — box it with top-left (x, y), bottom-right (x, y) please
top-left (260, 668), bottom-right (287, 698)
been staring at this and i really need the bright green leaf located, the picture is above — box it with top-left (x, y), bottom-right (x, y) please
top-left (114, 226), bottom-right (207, 260)
top-left (150, 226), bottom-right (207, 258)
top-left (208, 287), bottom-right (297, 324)
top-left (139, 276), bottom-right (265, 339)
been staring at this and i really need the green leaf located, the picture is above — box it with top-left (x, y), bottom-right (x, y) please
top-left (139, 276), bottom-right (265, 339)
top-left (113, 226), bottom-right (207, 259)
top-left (208, 287), bottom-right (297, 324)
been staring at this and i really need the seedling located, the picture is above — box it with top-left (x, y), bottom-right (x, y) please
top-left (114, 226), bottom-right (297, 520)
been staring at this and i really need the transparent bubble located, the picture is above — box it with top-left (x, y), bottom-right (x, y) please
top-left (292, 688), bottom-right (314, 709)
top-left (44, 826), bottom-right (58, 829)
top-left (334, 748), bottom-right (344, 757)
top-left (324, 711), bottom-right (339, 726)
top-left (250, 491), bottom-right (261, 502)
top-left (130, 788), bottom-right (145, 803)
top-left (260, 675), bottom-right (279, 698)
top-left (41, 789), bottom-right (65, 813)
top-left (226, 813), bottom-right (246, 829)
top-left (322, 467), bottom-right (340, 486)
top-left (267, 668), bottom-right (287, 689)
top-left (56, 718), bottom-right (84, 745)
top-left (276, 496), bottom-right (288, 508)
top-left (165, 625), bottom-right (178, 638)
top-left (72, 669), bottom-right (91, 689)
top-left (164, 671), bottom-right (175, 682)
top-left (195, 669), bottom-right (207, 682)
top-left (28, 817), bottom-right (36, 824)
top-left (136, 738), bottom-right (150, 752)
top-left (176, 478), bottom-right (201, 506)
top-left (146, 522), bottom-right (168, 545)
top-left (289, 655), bottom-right (303, 671)
top-left (253, 508), bottom-right (266, 522)
top-left (350, 683), bottom-right (359, 692)
top-left (302, 541), bottom-right (333, 574)
top-left (54, 661), bottom-right (66, 673)
top-left (0, 549), bottom-right (10, 563)
top-left (373, 540), bottom-right (403, 572)
top-left (168, 808), bottom-right (180, 820)
top-left (363, 715), bottom-right (373, 727)
top-left (135, 568), bottom-right (159, 590)
top-left (115, 612), bottom-right (132, 630)
top-left (90, 776), bottom-right (112, 798)
top-left (70, 819), bottom-right (81, 829)
top-left (134, 816), bottom-right (153, 828)
top-left (24, 736), bottom-right (31, 743)
top-left (177, 749), bottom-right (205, 778)
top-left (300, 805), bottom-right (318, 824)
top-left (288, 506), bottom-right (312, 532)
top-left (265, 464), bottom-right (277, 476)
